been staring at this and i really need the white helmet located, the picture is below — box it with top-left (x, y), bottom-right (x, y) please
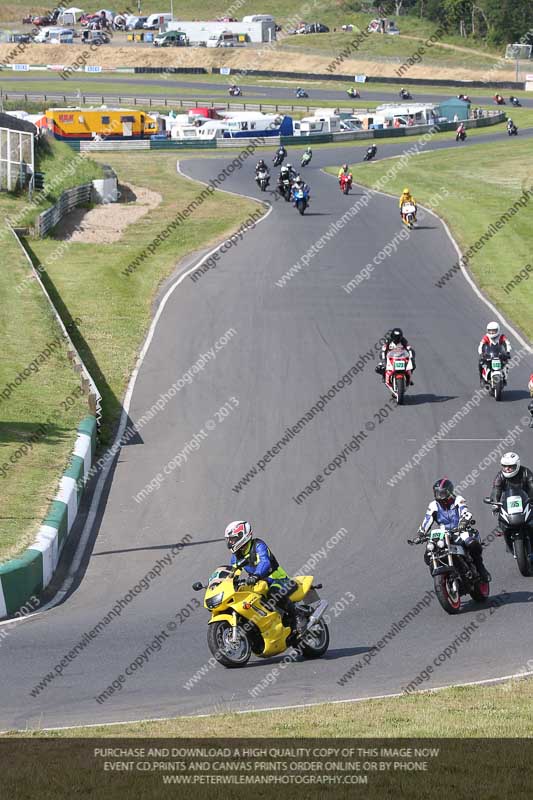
top-left (224, 520), bottom-right (253, 553)
top-left (486, 321), bottom-right (500, 343)
top-left (501, 452), bottom-right (520, 478)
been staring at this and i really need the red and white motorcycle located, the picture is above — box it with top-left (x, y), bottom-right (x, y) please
top-left (384, 346), bottom-right (414, 404)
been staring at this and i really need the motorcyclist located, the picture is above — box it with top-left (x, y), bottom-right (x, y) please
top-left (255, 158), bottom-right (268, 175)
top-left (507, 118), bottom-right (517, 133)
top-left (274, 145), bottom-right (287, 163)
top-left (478, 321), bottom-right (511, 384)
top-left (285, 162), bottom-right (297, 181)
top-left (413, 478), bottom-right (490, 582)
top-left (224, 520), bottom-right (305, 633)
top-left (376, 327), bottom-right (416, 382)
top-left (301, 146), bottom-right (312, 166)
top-left (490, 453), bottom-right (533, 544)
top-left (365, 144), bottom-right (377, 159)
top-left (528, 398), bottom-right (533, 429)
top-left (456, 121), bottom-right (466, 137)
top-left (291, 174), bottom-right (310, 202)
top-left (277, 164), bottom-right (291, 190)
top-left (399, 187), bottom-right (417, 223)
top-left (338, 163), bottom-right (350, 182)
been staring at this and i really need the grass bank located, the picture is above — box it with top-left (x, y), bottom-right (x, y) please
top-left (0, 233), bottom-right (88, 563)
top-left (327, 138), bottom-right (533, 343)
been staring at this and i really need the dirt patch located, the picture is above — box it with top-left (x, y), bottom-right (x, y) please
top-left (0, 42), bottom-right (518, 82)
top-left (53, 182), bottom-right (162, 243)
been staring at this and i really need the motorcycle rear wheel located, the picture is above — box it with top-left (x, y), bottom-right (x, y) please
top-left (299, 620), bottom-right (330, 658)
top-left (434, 573), bottom-right (462, 614)
top-left (207, 621), bottom-right (252, 668)
top-left (514, 537), bottom-right (532, 577)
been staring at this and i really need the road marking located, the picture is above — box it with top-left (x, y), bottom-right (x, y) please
top-left (4, 669), bottom-right (532, 734)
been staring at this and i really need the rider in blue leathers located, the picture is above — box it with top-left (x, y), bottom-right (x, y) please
top-left (413, 478), bottom-right (490, 581)
top-left (225, 520), bottom-right (305, 633)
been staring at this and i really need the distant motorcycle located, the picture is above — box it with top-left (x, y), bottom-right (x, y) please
top-left (507, 122), bottom-right (518, 136)
top-left (295, 89), bottom-right (308, 98)
top-left (509, 96), bottom-right (521, 107)
top-left (228, 87), bottom-right (242, 97)
top-left (484, 489), bottom-right (533, 577)
top-left (457, 94), bottom-right (471, 103)
top-left (278, 177), bottom-right (292, 201)
top-left (380, 346), bottom-right (413, 404)
top-left (255, 169), bottom-right (270, 191)
top-left (301, 151), bottom-right (312, 167)
top-left (339, 172), bottom-right (352, 195)
top-left (347, 88), bottom-right (360, 99)
top-left (363, 145), bottom-right (377, 161)
top-left (456, 129), bottom-right (467, 142)
top-left (408, 520), bottom-right (490, 614)
top-left (480, 343), bottom-right (509, 401)
top-left (273, 150), bottom-right (286, 167)
top-left (399, 89), bottom-right (412, 100)
top-left (494, 94), bottom-right (505, 105)
top-left (401, 201), bottom-right (417, 229)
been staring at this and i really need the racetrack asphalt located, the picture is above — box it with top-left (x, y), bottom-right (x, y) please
top-left (0, 129), bottom-right (532, 732)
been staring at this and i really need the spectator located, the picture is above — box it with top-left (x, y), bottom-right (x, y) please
top-left (407, 116), bottom-right (414, 126)
top-left (393, 117), bottom-right (401, 128)
top-left (453, 113), bottom-right (459, 122)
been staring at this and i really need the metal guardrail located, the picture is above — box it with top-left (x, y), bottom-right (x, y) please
top-left (36, 183), bottom-right (92, 237)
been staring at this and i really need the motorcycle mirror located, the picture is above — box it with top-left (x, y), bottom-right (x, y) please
top-left (192, 581), bottom-right (204, 591)
top-left (482, 497), bottom-right (493, 504)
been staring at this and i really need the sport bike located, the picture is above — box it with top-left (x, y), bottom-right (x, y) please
top-left (301, 152), bottom-right (312, 167)
top-left (484, 489), bottom-right (533, 576)
top-left (383, 346), bottom-right (413, 404)
top-left (273, 151), bottom-right (286, 167)
top-left (363, 146), bottom-right (377, 161)
top-left (293, 185), bottom-right (309, 215)
top-left (456, 129), bottom-right (466, 142)
top-left (401, 201), bottom-right (416, 229)
top-left (278, 177), bottom-right (292, 201)
top-left (480, 343), bottom-right (508, 401)
top-left (408, 521), bottom-right (490, 614)
top-left (192, 564), bottom-right (329, 667)
top-left (255, 169), bottom-right (270, 191)
top-left (339, 173), bottom-right (352, 194)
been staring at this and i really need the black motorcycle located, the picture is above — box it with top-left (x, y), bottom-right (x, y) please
top-left (278, 177), bottom-right (292, 201)
top-left (408, 521), bottom-right (490, 614)
top-left (508, 123), bottom-right (518, 136)
top-left (484, 489), bottom-right (533, 576)
top-left (363, 145), bottom-right (377, 161)
top-left (399, 90), bottom-right (412, 100)
top-left (480, 343), bottom-right (509, 401)
top-left (509, 96), bottom-right (521, 107)
top-left (273, 151), bottom-right (286, 167)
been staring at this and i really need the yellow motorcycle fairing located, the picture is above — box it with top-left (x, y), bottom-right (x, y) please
top-left (203, 572), bottom-right (315, 658)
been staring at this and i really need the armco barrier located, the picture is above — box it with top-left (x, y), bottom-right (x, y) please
top-left (0, 416), bottom-right (96, 618)
top-left (36, 183), bottom-right (92, 237)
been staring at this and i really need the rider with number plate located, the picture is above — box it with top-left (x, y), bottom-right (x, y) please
top-left (399, 187), bottom-right (417, 223)
top-left (490, 453), bottom-right (533, 518)
top-left (478, 321), bottom-right (511, 385)
top-left (376, 328), bottom-right (416, 382)
top-left (414, 478), bottom-right (490, 582)
top-left (224, 521), bottom-right (305, 633)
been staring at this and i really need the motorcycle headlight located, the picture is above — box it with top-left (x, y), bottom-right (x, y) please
top-left (426, 542), bottom-right (435, 552)
top-left (206, 592), bottom-right (224, 610)
top-left (437, 539), bottom-right (446, 549)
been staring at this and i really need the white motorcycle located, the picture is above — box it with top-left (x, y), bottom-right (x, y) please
top-left (401, 201), bottom-right (416, 229)
top-left (383, 347), bottom-right (414, 405)
top-left (480, 345), bottom-right (508, 401)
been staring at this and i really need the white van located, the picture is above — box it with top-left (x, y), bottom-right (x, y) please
top-left (242, 15), bottom-right (274, 22)
top-left (34, 27), bottom-right (74, 43)
top-left (143, 13), bottom-right (172, 29)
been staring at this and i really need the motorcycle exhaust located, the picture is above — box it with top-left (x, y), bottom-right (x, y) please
top-left (303, 599), bottom-right (329, 632)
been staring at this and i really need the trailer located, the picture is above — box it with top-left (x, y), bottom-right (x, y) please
top-left (44, 107), bottom-right (159, 140)
top-left (166, 19), bottom-right (276, 44)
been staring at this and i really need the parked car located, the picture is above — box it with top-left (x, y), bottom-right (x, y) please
top-left (143, 13), bottom-right (172, 29)
top-left (81, 29), bottom-right (110, 44)
top-left (125, 15), bottom-right (148, 30)
top-left (153, 30), bottom-right (188, 47)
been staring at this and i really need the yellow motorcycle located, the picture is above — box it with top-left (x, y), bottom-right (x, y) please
top-left (192, 565), bottom-right (329, 667)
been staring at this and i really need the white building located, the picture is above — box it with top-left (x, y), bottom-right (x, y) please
top-left (166, 19), bottom-right (276, 44)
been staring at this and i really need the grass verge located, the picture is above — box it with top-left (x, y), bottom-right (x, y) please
top-left (3, 677), bottom-right (532, 736)
top-left (0, 232), bottom-right (88, 563)
top-left (327, 138), bottom-right (533, 343)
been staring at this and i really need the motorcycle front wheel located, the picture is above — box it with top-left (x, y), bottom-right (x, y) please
top-left (395, 377), bottom-right (405, 405)
top-left (514, 537), bottom-right (532, 577)
top-left (297, 199), bottom-right (306, 215)
top-left (299, 620), bottom-right (330, 658)
top-left (434, 573), bottom-right (462, 614)
top-left (207, 621), bottom-right (252, 668)
top-left (494, 379), bottom-right (503, 401)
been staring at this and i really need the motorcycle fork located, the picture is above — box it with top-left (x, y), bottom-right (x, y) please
top-left (231, 610), bottom-right (238, 643)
